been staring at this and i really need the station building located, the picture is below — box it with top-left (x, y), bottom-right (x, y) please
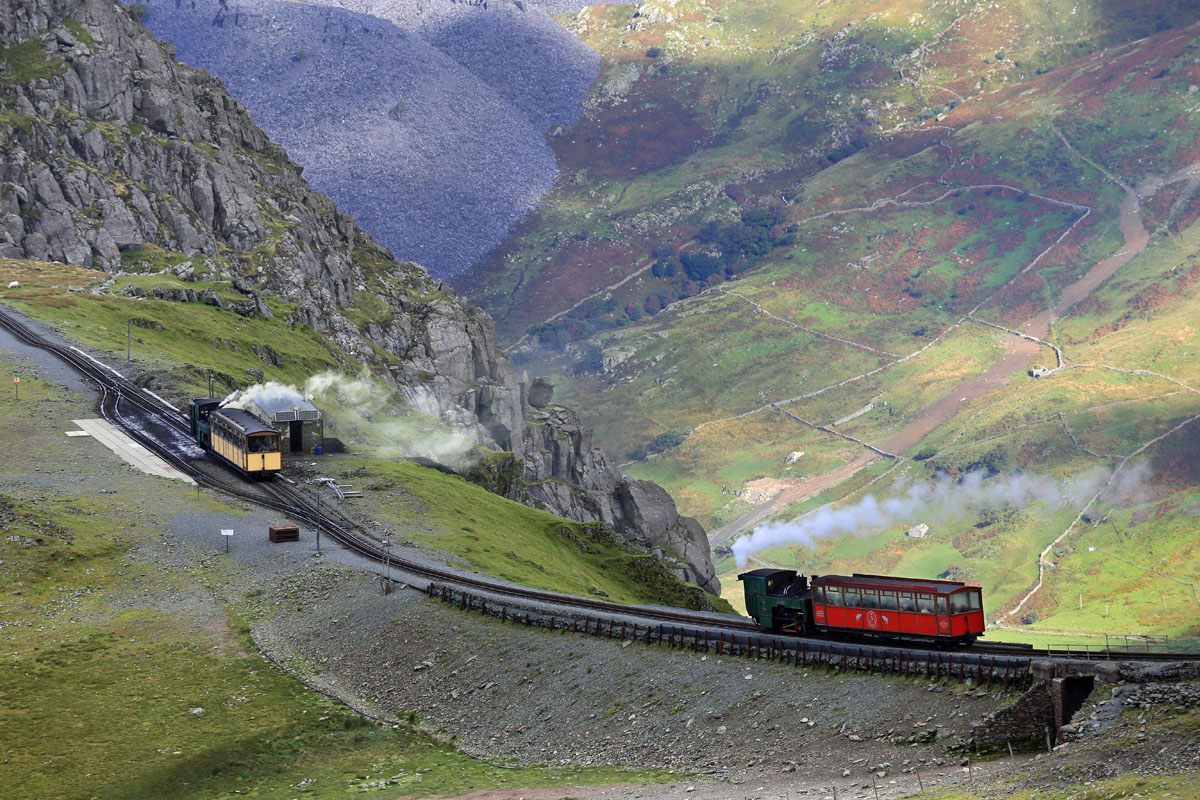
top-left (246, 394), bottom-right (323, 454)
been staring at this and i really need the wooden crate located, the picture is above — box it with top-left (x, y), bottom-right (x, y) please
top-left (268, 524), bottom-right (300, 543)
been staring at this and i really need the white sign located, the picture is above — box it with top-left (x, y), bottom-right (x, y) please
top-left (221, 529), bottom-right (234, 537)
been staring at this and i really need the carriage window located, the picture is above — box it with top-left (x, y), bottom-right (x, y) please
top-left (843, 591), bottom-right (861, 608)
top-left (968, 590), bottom-right (982, 611)
top-left (814, 586), bottom-right (825, 604)
top-left (248, 436), bottom-right (279, 453)
top-left (899, 593), bottom-right (916, 612)
top-left (861, 591), bottom-right (879, 609)
top-left (825, 587), bottom-right (842, 606)
top-left (937, 597), bottom-right (948, 615)
top-left (950, 593), bottom-right (969, 614)
top-left (880, 592), bottom-right (898, 611)
top-left (917, 595), bottom-right (935, 614)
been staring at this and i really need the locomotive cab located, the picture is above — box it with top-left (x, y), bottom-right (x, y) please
top-left (739, 568), bottom-right (813, 634)
top-left (190, 398), bottom-right (222, 448)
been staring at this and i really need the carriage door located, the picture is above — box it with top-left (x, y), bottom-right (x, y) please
top-left (935, 595), bottom-right (950, 636)
top-left (247, 435), bottom-right (264, 471)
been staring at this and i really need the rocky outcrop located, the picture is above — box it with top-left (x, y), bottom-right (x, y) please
top-left (522, 406), bottom-right (719, 595)
top-left (0, 0), bottom-right (718, 595)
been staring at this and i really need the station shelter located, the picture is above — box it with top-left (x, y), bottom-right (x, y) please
top-left (248, 395), bottom-right (322, 454)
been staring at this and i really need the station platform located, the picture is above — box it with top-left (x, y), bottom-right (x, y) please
top-left (71, 418), bottom-right (195, 485)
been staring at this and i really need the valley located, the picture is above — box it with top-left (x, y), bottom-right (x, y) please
top-left (454, 2), bottom-right (1200, 643)
top-left (2, 1), bottom-right (1200, 798)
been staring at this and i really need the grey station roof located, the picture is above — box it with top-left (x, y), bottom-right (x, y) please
top-left (250, 394), bottom-right (321, 423)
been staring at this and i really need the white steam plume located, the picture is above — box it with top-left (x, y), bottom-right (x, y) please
top-left (732, 467), bottom-right (1145, 568)
top-left (304, 371), bottom-right (482, 469)
top-left (222, 381), bottom-right (305, 411)
top-left (227, 372), bottom-right (483, 469)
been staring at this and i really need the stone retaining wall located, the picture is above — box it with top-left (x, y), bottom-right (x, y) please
top-left (969, 681), bottom-right (1056, 753)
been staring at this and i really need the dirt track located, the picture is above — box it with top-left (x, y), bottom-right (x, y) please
top-left (712, 156), bottom-right (1200, 547)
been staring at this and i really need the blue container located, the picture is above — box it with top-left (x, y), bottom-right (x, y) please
top-left (314, 445), bottom-right (323, 456)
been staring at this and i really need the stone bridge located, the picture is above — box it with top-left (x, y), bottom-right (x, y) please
top-left (970, 658), bottom-right (1200, 753)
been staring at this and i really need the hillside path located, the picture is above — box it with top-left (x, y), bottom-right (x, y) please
top-left (708, 453), bottom-right (874, 546)
top-left (713, 153), bottom-right (1200, 548)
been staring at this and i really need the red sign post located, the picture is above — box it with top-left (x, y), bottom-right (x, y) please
top-left (13, 375), bottom-right (18, 400)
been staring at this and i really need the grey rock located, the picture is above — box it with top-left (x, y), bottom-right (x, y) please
top-left (527, 376), bottom-right (554, 409)
top-left (0, 0), bottom-right (717, 599)
top-left (130, 0), bottom-right (609, 277)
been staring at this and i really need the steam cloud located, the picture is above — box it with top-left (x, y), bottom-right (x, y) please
top-left (225, 371), bottom-right (482, 469)
top-left (731, 465), bottom-right (1151, 568)
top-left (222, 380), bottom-right (305, 412)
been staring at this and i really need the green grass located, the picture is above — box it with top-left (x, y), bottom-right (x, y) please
top-left (0, 259), bottom-right (354, 398)
top-left (0, 38), bottom-right (66, 85)
top-left (0, 525), bottom-right (672, 800)
top-left (328, 457), bottom-right (732, 613)
top-left (61, 18), bottom-right (96, 48)
top-left (0, 370), bottom-right (682, 799)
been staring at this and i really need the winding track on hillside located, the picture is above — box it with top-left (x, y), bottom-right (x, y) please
top-left (3, 304), bottom-right (1197, 669)
top-left (711, 141), bottom-right (1200, 549)
top-left (722, 141), bottom-right (1200, 633)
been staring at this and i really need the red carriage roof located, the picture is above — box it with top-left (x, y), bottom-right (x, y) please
top-left (814, 573), bottom-right (978, 595)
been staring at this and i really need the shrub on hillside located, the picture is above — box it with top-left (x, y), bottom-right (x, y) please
top-left (572, 345), bottom-right (604, 376)
top-left (650, 430), bottom-right (685, 453)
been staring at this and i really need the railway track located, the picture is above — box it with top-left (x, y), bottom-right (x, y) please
top-left (2, 306), bottom-right (1196, 672)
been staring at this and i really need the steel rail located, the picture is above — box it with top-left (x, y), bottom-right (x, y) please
top-left (2, 307), bottom-right (1196, 664)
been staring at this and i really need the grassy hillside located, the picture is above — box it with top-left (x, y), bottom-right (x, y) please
top-left (451, 2), bottom-right (1200, 640)
top-left (0, 258), bottom-right (728, 613)
top-left (0, 364), bottom-right (674, 799)
top-left (319, 456), bottom-right (731, 611)
top-left (0, 259), bottom-right (354, 397)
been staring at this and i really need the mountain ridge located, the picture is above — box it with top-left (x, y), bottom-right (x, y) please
top-left (449, 0), bottom-right (1200, 630)
top-left (130, 0), bottom-right (620, 276)
top-left (0, 0), bottom-right (720, 597)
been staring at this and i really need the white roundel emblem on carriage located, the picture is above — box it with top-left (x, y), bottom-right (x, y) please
top-left (866, 609), bottom-right (879, 628)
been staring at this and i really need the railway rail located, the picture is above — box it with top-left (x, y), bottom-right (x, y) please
top-left (2, 306), bottom-right (1196, 677)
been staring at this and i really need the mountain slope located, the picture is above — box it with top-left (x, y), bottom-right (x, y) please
top-left (0, 0), bottom-right (720, 598)
top-left (450, 0), bottom-right (1200, 634)
top-left (131, 0), bottom-right (611, 277)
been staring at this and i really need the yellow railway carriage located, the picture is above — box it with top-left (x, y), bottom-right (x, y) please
top-left (190, 399), bottom-right (281, 477)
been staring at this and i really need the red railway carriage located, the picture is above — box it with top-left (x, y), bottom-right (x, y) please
top-left (811, 573), bottom-right (984, 644)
